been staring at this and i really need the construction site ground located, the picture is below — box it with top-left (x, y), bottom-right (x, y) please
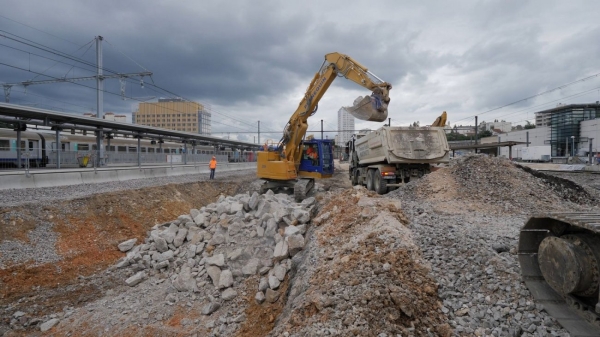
top-left (1, 156), bottom-right (599, 336)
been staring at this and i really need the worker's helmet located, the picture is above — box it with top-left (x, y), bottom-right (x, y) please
top-left (212, 156), bottom-right (216, 159)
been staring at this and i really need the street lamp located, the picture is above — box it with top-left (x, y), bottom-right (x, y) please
top-left (571, 136), bottom-right (575, 158)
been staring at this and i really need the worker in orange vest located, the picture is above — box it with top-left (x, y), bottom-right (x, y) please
top-left (209, 156), bottom-right (217, 180)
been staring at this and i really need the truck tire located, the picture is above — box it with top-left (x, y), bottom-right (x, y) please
top-left (374, 169), bottom-right (387, 195)
top-left (351, 169), bottom-right (359, 186)
top-left (366, 169), bottom-right (375, 191)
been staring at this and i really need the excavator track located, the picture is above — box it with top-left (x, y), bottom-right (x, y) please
top-left (293, 178), bottom-right (314, 202)
top-left (518, 213), bottom-right (600, 336)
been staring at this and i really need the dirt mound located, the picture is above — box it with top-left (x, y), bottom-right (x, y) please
top-left (270, 188), bottom-right (451, 337)
top-left (391, 154), bottom-right (595, 214)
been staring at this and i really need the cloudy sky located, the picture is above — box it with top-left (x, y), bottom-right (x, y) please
top-left (1, 0), bottom-right (600, 142)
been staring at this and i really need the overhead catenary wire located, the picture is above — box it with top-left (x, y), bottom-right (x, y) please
top-left (452, 71), bottom-right (600, 125)
top-left (0, 62), bottom-right (260, 133)
top-left (2, 29), bottom-right (282, 134)
top-left (0, 14), bottom-right (83, 47)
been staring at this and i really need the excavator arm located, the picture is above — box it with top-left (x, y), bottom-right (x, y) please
top-left (431, 111), bottom-right (447, 127)
top-left (280, 52), bottom-right (392, 166)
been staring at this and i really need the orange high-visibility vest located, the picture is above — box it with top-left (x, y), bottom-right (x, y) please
top-left (209, 159), bottom-right (217, 169)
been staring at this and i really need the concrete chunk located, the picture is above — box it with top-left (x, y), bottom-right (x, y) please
top-left (292, 208), bottom-right (311, 224)
top-left (230, 202), bottom-right (243, 214)
top-left (284, 225), bottom-right (300, 237)
top-left (218, 270), bottom-right (234, 289)
top-left (273, 240), bottom-right (289, 261)
top-left (265, 218), bottom-right (277, 238)
top-left (255, 291), bottom-right (265, 304)
top-left (174, 228), bottom-right (188, 248)
top-left (242, 259), bottom-right (260, 276)
top-left (202, 302), bottom-right (221, 315)
top-left (222, 288), bottom-right (237, 301)
top-left (153, 236), bottom-right (168, 253)
top-left (118, 238), bottom-right (137, 252)
top-left (259, 277), bottom-right (269, 292)
top-left (172, 265), bottom-right (196, 292)
top-left (287, 234), bottom-right (305, 256)
top-left (265, 288), bottom-right (280, 303)
top-left (125, 271), bottom-right (147, 287)
top-left (207, 266), bottom-right (221, 287)
top-left (273, 264), bottom-right (287, 281)
top-left (248, 192), bottom-right (260, 210)
top-left (268, 275), bottom-right (280, 289)
top-left (155, 250), bottom-right (174, 263)
top-left (40, 318), bottom-right (60, 332)
top-left (206, 254), bottom-right (225, 267)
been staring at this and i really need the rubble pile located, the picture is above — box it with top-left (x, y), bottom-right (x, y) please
top-left (270, 187), bottom-right (451, 337)
top-left (403, 154), bottom-right (595, 214)
top-left (49, 189), bottom-right (317, 336)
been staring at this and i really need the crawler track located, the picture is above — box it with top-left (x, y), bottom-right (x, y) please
top-left (293, 178), bottom-right (313, 202)
top-left (518, 213), bottom-right (600, 336)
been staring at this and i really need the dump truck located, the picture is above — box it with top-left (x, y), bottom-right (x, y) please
top-left (348, 124), bottom-right (451, 194)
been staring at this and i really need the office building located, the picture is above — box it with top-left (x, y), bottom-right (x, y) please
top-left (133, 98), bottom-right (211, 135)
top-left (337, 107), bottom-right (355, 145)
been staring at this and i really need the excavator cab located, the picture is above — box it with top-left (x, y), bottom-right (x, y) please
top-left (298, 139), bottom-right (334, 179)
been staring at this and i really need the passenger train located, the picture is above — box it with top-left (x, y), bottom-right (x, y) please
top-left (0, 128), bottom-right (256, 168)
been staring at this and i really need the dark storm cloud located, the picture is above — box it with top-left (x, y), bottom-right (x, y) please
top-left (2, 0), bottom-right (600, 137)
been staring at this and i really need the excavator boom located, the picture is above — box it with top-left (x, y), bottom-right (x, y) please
top-left (257, 53), bottom-right (392, 200)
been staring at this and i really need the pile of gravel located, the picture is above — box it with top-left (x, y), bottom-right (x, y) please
top-left (400, 154), bottom-right (595, 214)
top-left (384, 154), bottom-right (600, 336)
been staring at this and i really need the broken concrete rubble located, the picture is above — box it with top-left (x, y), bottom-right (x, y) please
top-left (112, 189), bottom-right (313, 321)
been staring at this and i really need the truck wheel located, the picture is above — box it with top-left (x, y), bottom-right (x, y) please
top-left (351, 169), bottom-right (359, 186)
top-left (374, 169), bottom-right (387, 195)
top-left (366, 169), bottom-right (375, 191)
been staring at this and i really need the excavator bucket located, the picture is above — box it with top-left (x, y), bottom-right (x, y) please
top-left (344, 94), bottom-right (388, 122)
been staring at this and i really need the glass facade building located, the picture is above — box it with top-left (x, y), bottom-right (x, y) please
top-left (547, 104), bottom-right (598, 156)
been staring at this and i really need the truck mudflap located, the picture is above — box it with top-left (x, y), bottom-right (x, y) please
top-left (518, 213), bottom-right (600, 336)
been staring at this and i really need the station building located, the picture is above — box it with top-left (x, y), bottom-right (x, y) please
top-left (488, 103), bottom-right (600, 161)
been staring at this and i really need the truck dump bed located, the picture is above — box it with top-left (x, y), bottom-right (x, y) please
top-left (355, 126), bottom-right (450, 164)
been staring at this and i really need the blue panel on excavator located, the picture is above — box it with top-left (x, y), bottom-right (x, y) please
top-left (299, 139), bottom-right (334, 176)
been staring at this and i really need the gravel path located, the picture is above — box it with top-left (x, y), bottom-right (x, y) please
top-left (1, 168), bottom-right (256, 207)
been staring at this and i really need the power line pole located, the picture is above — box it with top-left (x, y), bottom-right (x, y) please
top-left (96, 36), bottom-right (103, 119)
top-left (258, 121), bottom-right (260, 145)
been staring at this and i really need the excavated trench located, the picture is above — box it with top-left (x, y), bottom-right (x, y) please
top-left (0, 178), bottom-right (256, 334)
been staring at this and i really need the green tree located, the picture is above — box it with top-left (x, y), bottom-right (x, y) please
top-left (524, 121), bottom-right (536, 129)
top-left (478, 130), bottom-right (493, 138)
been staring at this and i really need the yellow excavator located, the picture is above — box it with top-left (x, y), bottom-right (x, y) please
top-left (257, 52), bottom-right (392, 200)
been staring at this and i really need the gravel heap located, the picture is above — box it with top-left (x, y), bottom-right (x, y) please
top-left (38, 189), bottom-right (317, 335)
top-left (387, 154), bottom-right (600, 336)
